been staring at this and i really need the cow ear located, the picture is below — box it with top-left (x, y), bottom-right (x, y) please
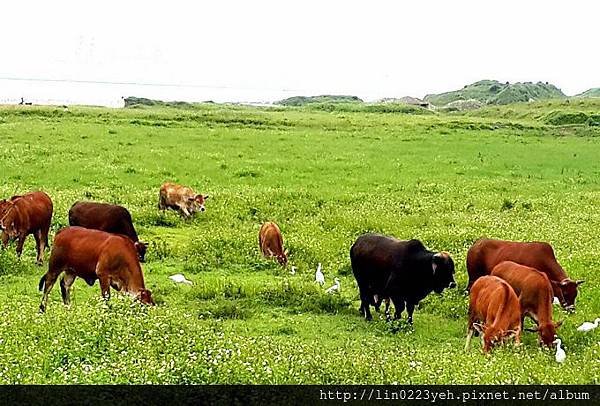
top-left (432, 253), bottom-right (444, 274)
top-left (576, 280), bottom-right (585, 286)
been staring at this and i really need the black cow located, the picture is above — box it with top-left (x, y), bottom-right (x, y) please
top-left (350, 234), bottom-right (456, 322)
top-left (68, 201), bottom-right (147, 262)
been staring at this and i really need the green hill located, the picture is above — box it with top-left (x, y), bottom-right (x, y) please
top-left (275, 95), bottom-right (362, 106)
top-left (576, 88), bottom-right (600, 98)
top-left (424, 80), bottom-right (566, 106)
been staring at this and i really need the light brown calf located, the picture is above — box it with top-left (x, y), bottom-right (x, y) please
top-left (158, 182), bottom-right (209, 218)
top-left (258, 222), bottom-right (288, 266)
top-left (466, 275), bottom-right (522, 353)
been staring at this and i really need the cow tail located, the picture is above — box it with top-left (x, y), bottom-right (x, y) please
top-left (38, 274), bottom-right (46, 292)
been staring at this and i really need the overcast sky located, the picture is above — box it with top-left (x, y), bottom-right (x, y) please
top-left (1, 1), bottom-right (598, 105)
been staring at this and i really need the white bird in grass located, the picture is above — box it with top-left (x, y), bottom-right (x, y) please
top-left (169, 273), bottom-right (193, 285)
top-left (577, 318), bottom-right (600, 332)
top-left (290, 266), bottom-right (296, 275)
top-left (325, 278), bottom-right (341, 294)
top-left (553, 338), bottom-right (566, 363)
top-left (315, 263), bottom-right (325, 285)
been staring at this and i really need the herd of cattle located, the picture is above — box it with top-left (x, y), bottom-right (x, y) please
top-left (0, 183), bottom-right (208, 312)
top-left (0, 183), bottom-right (588, 353)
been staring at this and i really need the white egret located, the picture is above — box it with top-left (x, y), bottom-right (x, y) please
top-left (326, 278), bottom-right (341, 294)
top-left (553, 338), bottom-right (566, 363)
top-left (169, 274), bottom-right (193, 285)
top-left (577, 318), bottom-right (600, 333)
top-left (315, 263), bottom-right (325, 285)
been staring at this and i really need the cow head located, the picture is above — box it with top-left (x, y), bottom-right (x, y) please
top-left (276, 249), bottom-right (289, 267)
top-left (137, 288), bottom-right (155, 306)
top-left (431, 252), bottom-right (456, 293)
top-left (474, 323), bottom-right (520, 353)
top-left (134, 241), bottom-right (148, 263)
top-left (552, 279), bottom-right (583, 311)
top-left (188, 194), bottom-right (208, 214)
top-left (0, 204), bottom-right (17, 239)
top-left (528, 320), bottom-right (563, 347)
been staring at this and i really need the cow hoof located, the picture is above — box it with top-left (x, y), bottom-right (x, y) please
top-left (39, 305), bottom-right (46, 314)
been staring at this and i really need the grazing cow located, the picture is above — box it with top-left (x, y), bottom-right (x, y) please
top-left (491, 261), bottom-right (562, 346)
top-left (68, 201), bottom-right (148, 262)
top-left (258, 221), bottom-right (288, 266)
top-left (0, 191), bottom-right (53, 264)
top-left (350, 234), bottom-right (456, 323)
top-left (38, 227), bottom-right (154, 312)
top-left (158, 182), bottom-right (209, 218)
top-left (466, 238), bottom-right (583, 311)
top-left (466, 275), bottom-right (522, 353)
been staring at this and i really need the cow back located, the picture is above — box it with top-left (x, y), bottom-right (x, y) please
top-left (69, 201), bottom-right (138, 242)
top-left (468, 239), bottom-right (567, 284)
top-left (469, 275), bottom-right (521, 332)
top-left (1, 191), bottom-right (53, 233)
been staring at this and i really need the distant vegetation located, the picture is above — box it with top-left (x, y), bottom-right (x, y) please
top-left (424, 80), bottom-right (566, 107)
top-left (576, 88), bottom-right (600, 98)
top-left (275, 95), bottom-right (363, 106)
top-left (124, 97), bottom-right (198, 109)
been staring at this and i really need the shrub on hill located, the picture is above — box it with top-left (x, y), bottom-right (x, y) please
top-left (275, 95), bottom-right (363, 106)
top-left (424, 80), bottom-right (566, 106)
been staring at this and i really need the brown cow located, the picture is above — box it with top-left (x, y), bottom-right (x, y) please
top-left (259, 222), bottom-right (288, 266)
top-left (68, 201), bottom-right (148, 262)
top-left (158, 182), bottom-right (209, 218)
top-left (38, 226), bottom-right (154, 312)
top-left (466, 238), bottom-right (583, 311)
top-left (0, 191), bottom-right (53, 264)
top-left (465, 275), bottom-right (522, 353)
top-left (491, 261), bottom-right (562, 346)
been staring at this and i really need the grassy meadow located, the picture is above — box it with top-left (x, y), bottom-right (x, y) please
top-left (0, 101), bottom-right (599, 384)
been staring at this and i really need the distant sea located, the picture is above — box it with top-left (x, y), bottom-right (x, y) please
top-left (0, 78), bottom-right (383, 108)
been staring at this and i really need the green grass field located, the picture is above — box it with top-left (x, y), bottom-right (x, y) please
top-left (0, 102), bottom-right (599, 384)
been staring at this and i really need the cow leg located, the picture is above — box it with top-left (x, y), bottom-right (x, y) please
top-left (359, 291), bottom-right (373, 321)
top-left (406, 301), bottom-right (416, 324)
top-left (60, 272), bottom-right (76, 306)
top-left (465, 310), bottom-right (478, 351)
top-left (179, 205), bottom-right (191, 219)
top-left (465, 328), bottom-right (474, 351)
top-left (34, 230), bottom-right (45, 265)
top-left (39, 270), bottom-right (61, 313)
top-left (94, 257), bottom-right (113, 301)
top-left (373, 295), bottom-right (382, 313)
top-left (1, 231), bottom-right (8, 249)
top-left (99, 277), bottom-right (111, 300)
top-left (15, 235), bottom-right (26, 258)
top-left (391, 298), bottom-right (405, 320)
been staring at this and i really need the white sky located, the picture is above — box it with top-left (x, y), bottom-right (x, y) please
top-left (1, 0), bottom-right (598, 105)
